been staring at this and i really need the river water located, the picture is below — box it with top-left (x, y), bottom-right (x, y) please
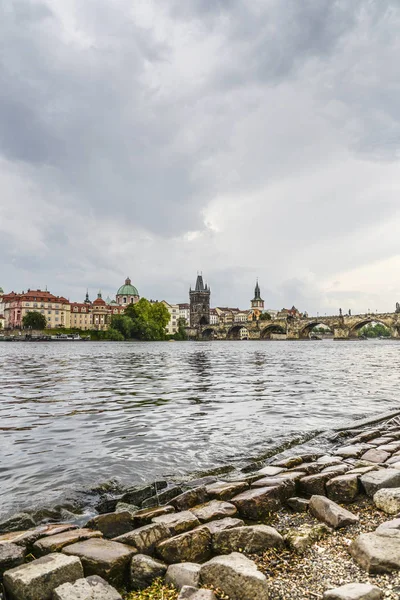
top-left (0, 339), bottom-right (399, 519)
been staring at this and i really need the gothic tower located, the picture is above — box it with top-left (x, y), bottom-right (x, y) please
top-left (189, 274), bottom-right (210, 327)
top-left (251, 279), bottom-right (264, 310)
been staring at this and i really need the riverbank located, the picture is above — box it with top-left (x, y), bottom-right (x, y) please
top-left (2, 416), bottom-right (400, 598)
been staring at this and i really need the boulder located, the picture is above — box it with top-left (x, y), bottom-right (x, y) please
top-left (326, 474), bottom-right (360, 503)
top-left (120, 484), bottom-right (156, 506)
top-left (0, 524), bottom-right (78, 551)
top-left (200, 552), bottom-right (269, 600)
top-left (33, 529), bottom-right (102, 557)
top-left (299, 473), bottom-right (333, 496)
top-left (376, 518), bottom-right (400, 534)
top-left (85, 512), bottom-right (134, 539)
top-left (62, 539), bottom-right (135, 586)
top-left (360, 449), bottom-right (390, 464)
top-left (373, 488), bottom-right (400, 515)
top-left (3, 553), bottom-right (83, 600)
top-left (152, 511), bottom-right (200, 535)
top-left (255, 465), bottom-right (286, 476)
top-left (251, 477), bottom-right (295, 499)
top-left (231, 487), bottom-right (281, 519)
top-left (178, 587), bottom-right (217, 600)
top-left (156, 528), bottom-right (211, 564)
top-left (115, 503), bottom-right (139, 516)
top-left (131, 505), bottom-right (175, 527)
top-left (334, 445), bottom-right (371, 459)
top-left (130, 554), bottom-right (167, 590)
top-left (275, 471), bottom-right (306, 482)
top-left (350, 530), bottom-right (400, 573)
top-left (284, 523), bottom-right (331, 554)
top-left (0, 543), bottom-right (25, 576)
top-left (317, 456), bottom-right (345, 466)
top-left (347, 467), bottom-right (377, 476)
top-left (0, 513), bottom-right (36, 534)
top-left (53, 575), bottom-right (122, 599)
top-left (213, 525), bottom-right (283, 554)
top-left (379, 442), bottom-right (400, 452)
top-left (170, 487), bottom-right (208, 511)
top-left (323, 582), bottom-right (382, 599)
top-left (369, 437), bottom-right (394, 445)
top-left (270, 456), bottom-right (303, 469)
top-left (309, 495), bottom-right (359, 529)
top-left (190, 501), bottom-right (237, 523)
top-left (165, 562), bottom-right (201, 589)
top-left (201, 518), bottom-right (244, 536)
top-left (205, 481), bottom-right (248, 501)
top-left (286, 497), bottom-right (309, 512)
top-left (321, 465), bottom-right (351, 476)
top-left (141, 486), bottom-right (184, 509)
top-left (360, 469), bottom-right (400, 497)
top-left (288, 462), bottom-right (321, 475)
top-left (113, 523), bottom-right (170, 555)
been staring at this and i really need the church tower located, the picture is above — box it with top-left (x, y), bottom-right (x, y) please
top-left (251, 279), bottom-right (264, 310)
top-left (189, 274), bottom-right (210, 327)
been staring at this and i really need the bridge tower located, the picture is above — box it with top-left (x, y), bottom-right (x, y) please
top-left (189, 274), bottom-right (210, 327)
top-left (251, 279), bottom-right (264, 310)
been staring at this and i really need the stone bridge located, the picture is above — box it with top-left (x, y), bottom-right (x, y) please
top-left (191, 312), bottom-right (400, 340)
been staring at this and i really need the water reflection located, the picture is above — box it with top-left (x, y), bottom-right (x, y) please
top-left (0, 339), bottom-right (399, 517)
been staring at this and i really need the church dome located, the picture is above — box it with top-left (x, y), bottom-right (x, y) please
top-left (116, 277), bottom-right (139, 297)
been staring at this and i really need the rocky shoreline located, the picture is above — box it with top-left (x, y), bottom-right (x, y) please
top-left (3, 417), bottom-right (400, 599)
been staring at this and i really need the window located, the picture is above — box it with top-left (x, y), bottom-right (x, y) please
top-left (130, 298), bottom-right (134, 303)
top-left (55, 317), bottom-right (59, 322)
top-left (25, 303), bottom-right (30, 307)
top-left (123, 297), bottom-right (127, 304)
top-left (33, 303), bottom-right (38, 308)
top-left (55, 310), bottom-right (59, 315)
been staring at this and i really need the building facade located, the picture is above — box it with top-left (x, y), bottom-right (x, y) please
top-left (162, 301), bottom-right (180, 335)
top-left (189, 275), bottom-right (210, 327)
top-left (178, 303), bottom-right (190, 326)
top-left (1, 290), bottom-right (71, 329)
top-left (116, 277), bottom-right (140, 307)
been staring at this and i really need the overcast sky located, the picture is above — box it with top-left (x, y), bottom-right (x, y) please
top-left (1, 0), bottom-right (400, 315)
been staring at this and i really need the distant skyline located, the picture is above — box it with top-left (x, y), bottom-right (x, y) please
top-left (1, 1), bottom-right (400, 315)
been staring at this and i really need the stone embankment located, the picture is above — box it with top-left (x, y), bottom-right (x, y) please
top-left (3, 421), bottom-right (400, 598)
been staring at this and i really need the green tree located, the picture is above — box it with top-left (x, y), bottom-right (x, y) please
top-left (22, 311), bottom-right (47, 330)
top-left (359, 323), bottom-right (391, 338)
top-left (171, 318), bottom-right (188, 340)
top-left (106, 327), bottom-right (125, 341)
top-left (113, 298), bottom-right (170, 341)
top-left (259, 312), bottom-right (271, 321)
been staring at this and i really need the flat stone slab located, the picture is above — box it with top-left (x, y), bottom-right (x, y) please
top-left (131, 505), bottom-right (175, 526)
top-left (0, 543), bottom-right (25, 576)
top-left (255, 465), bottom-right (286, 476)
top-left (33, 529), bottom-right (103, 556)
top-left (286, 497), bottom-right (309, 512)
top-left (373, 488), bottom-right (400, 515)
top-left (0, 524), bottom-right (77, 549)
top-left (53, 574), bottom-right (122, 599)
top-left (360, 469), bottom-right (400, 497)
top-left (309, 495), bottom-right (359, 529)
top-left (113, 522), bottom-right (170, 554)
top-left (130, 554), bottom-right (167, 591)
top-left (299, 473), bottom-right (334, 496)
top-left (326, 474), bottom-right (360, 503)
top-left (201, 517), bottom-right (244, 536)
top-left (170, 486), bottom-right (208, 511)
top-left (250, 477), bottom-right (295, 499)
top-left (205, 481), bottom-right (248, 501)
top-left (361, 449), bottom-right (390, 464)
top-left (190, 501), bottom-right (237, 523)
top-left (334, 445), bottom-right (371, 458)
top-left (156, 527), bottom-right (211, 564)
top-left (231, 487), bottom-right (281, 519)
top-left (165, 562), bottom-right (201, 589)
top-left (85, 512), bottom-right (134, 539)
top-left (62, 538), bottom-right (135, 586)
top-left (3, 553), bottom-right (84, 600)
top-left (323, 582), bottom-right (382, 599)
top-left (213, 525), bottom-right (283, 554)
top-left (152, 511), bottom-right (200, 535)
top-left (350, 530), bottom-right (400, 573)
top-left (178, 586), bottom-right (217, 600)
top-left (200, 552), bottom-right (269, 600)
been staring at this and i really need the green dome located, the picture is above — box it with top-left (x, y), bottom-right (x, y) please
top-left (117, 277), bottom-right (139, 297)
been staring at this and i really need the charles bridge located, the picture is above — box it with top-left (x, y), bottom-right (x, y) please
top-left (190, 312), bottom-right (400, 340)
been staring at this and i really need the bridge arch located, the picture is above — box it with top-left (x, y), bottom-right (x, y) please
top-left (260, 323), bottom-right (286, 339)
top-left (227, 324), bottom-right (249, 340)
top-left (201, 327), bottom-right (215, 339)
top-left (299, 321), bottom-right (333, 339)
top-left (349, 318), bottom-right (392, 337)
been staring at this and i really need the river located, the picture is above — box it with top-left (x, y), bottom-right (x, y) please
top-left (0, 339), bottom-right (399, 519)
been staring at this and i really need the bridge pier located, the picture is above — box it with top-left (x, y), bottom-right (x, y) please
top-left (333, 327), bottom-right (350, 340)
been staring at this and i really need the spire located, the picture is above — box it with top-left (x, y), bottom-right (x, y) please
top-left (254, 279), bottom-right (261, 300)
top-left (195, 274), bottom-right (205, 292)
top-left (97, 290), bottom-right (102, 299)
top-left (84, 289), bottom-right (91, 304)
top-left (125, 277), bottom-right (131, 285)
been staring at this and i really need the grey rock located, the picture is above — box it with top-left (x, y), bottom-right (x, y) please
top-left (142, 486), bottom-right (184, 509)
top-left (152, 511), bottom-right (200, 535)
top-left (360, 469), bottom-right (400, 497)
top-left (184, 477), bottom-right (218, 489)
top-left (376, 518), bottom-right (400, 534)
top-left (53, 575), bottom-right (122, 599)
top-left (323, 582), bottom-right (382, 599)
top-left (3, 553), bottom-right (83, 600)
top-left (120, 485), bottom-right (156, 507)
top-left (85, 512), bottom-right (134, 539)
top-left (190, 501), bottom-right (237, 523)
top-left (200, 552), bottom-right (269, 600)
top-left (213, 525), bottom-right (283, 554)
top-left (201, 518), bottom-right (244, 536)
top-left (165, 562), bottom-right (201, 589)
top-left (334, 445), bottom-right (371, 459)
top-left (326, 474), bottom-right (360, 503)
top-left (170, 487), bottom-right (208, 511)
top-left (317, 456), bottom-right (344, 466)
top-left (361, 449), bottom-right (390, 464)
top-left (350, 530), bottom-right (400, 573)
top-left (251, 477), bottom-right (295, 500)
top-left (275, 471), bottom-right (306, 482)
top-left (369, 437), bottom-right (394, 445)
top-left (299, 473), bottom-right (333, 496)
top-left (115, 503), bottom-right (139, 516)
top-left (231, 486), bottom-right (282, 519)
top-left (33, 529), bottom-right (102, 557)
top-left (347, 467), bottom-right (377, 475)
top-left (178, 587), bottom-right (216, 600)
top-left (156, 528), bottom-right (211, 564)
top-left (0, 513), bottom-right (36, 534)
top-left (0, 543), bottom-right (25, 576)
top-left (373, 488), bottom-right (400, 515)
top-left (205, 481), bottom-right (249, 501)
top-left (62, 539), bottom-right (135, 586)
top-left (321, 465), bottom-right (351, 476)
top-left (131, 506), bottom-right (175, 527)
top-left (270, 456), bottom-right (303, 469)
top-left (284, 523), bottom-right (331, 554)
top-left (288, 462), bottom-right (321, 475)
top-left (255, 465), bottom-right (286, 476)
top-left (309, 495), bottom-right (359, 529)
top-left (286, 497), bottom-right (310, 512)
top-left (113, 523), bottom-right (170, 555)
top-left (130, 554), bottom-right (167, 591)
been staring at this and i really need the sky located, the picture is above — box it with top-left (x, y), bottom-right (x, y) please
top-left (1, 0), bottom-right (400, 315)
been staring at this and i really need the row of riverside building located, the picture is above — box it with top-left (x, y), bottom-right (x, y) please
top-left (0, 275), bottom-right (301, 334)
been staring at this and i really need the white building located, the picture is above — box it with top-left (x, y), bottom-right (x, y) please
top-left (162, 301), bottom-right (180, 335)
top-left (178, 303), bottom-right (190, 326)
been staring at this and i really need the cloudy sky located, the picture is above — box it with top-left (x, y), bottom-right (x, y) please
top-left (1, 0), bottom-right (400, 315)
